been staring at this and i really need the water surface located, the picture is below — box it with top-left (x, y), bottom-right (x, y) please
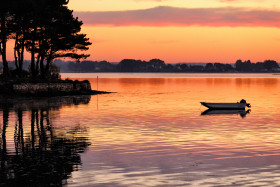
top-left (1, 73), bottom-right (280, 186)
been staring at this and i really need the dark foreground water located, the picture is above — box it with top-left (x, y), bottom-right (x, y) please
top-left (1, 73), bottom-right (280, 186)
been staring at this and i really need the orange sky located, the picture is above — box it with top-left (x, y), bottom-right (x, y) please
top-left (6, 0), bottom-right (280, 63)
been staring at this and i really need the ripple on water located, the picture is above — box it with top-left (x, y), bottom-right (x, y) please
top-left (1, 76), bottom-right (280, 186)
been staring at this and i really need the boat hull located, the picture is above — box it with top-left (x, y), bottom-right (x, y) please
top-left (201, 102), bottom-right (246, 109)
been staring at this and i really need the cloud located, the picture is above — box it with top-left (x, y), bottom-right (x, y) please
top-left (75, 6), bottom-right (280, 27)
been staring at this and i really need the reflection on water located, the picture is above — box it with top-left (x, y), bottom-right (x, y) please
top-left (2, 74), bottom-right (280, 186)
top-left (67, 75), bottom-right (280, 186)
top-left (201, 109), bottom-right (251, 118)
top-left (0, 96), bottom-right (91, 186)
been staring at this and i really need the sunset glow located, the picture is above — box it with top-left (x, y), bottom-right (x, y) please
top-left (3, 0), bottom-right (280, 63)
top-left (2, 0), bottom-right (280, 185)
top-left (65, 0), bottom-right (280, 63)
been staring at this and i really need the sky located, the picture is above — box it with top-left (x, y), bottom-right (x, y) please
top-left (16, 0), bottom-right (280, 63)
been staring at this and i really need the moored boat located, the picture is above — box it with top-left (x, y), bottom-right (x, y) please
top-left (201, 99), bottom-right (251, 110)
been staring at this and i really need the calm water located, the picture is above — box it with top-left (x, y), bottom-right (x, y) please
top-left (1, 73), bottom-right (280, 186)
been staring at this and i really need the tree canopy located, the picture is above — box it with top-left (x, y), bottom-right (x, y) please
top-left (235, 59), bottom-right (279, 72)
top-left (0, 0), bottom-right (91, 79)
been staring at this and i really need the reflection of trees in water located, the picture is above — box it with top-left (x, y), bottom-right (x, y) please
top-left (0, 96), bottom-right (91, 186)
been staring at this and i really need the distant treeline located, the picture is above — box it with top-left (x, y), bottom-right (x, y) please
top-left (54, 59), bottom-right (279, 73)
top-left (2, 59), bottom-right (279, 73)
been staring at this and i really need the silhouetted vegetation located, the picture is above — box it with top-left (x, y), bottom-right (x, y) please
top-left (47, 59), bottom-right (280, 73)
top-left (0, 0), bottom-right (91, 80)
top-left (235, 59), bottom-right (279, 72)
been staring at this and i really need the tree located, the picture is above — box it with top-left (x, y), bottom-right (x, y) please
top-left (149, 59), bottom-right (165, 71)
top-left (24, 0), bottom-right (91, 79)
top-left (235, 59), bottom-right (243, 72)
top-left (225, 64), bottom-right (234, 72)
top-left (117, 59), bottom-right (143, 72)
top-left (243, 60), bottom-right (252, 71)
top-left (10, 0), bottom-right (34, 77)
top-left (263, 60), bottom-right (279, 71)
top-left (205, 63), bottom-right (214, 72)
top-left (254, 62), bottom-right (264, 72)
top-left (0, 0), bottom-right (92, 79)
top-left (214, 63), bottom-right (225, 72)
top-left (179, 64), bottom-right (189, 72)
top-left (0, 1), bottom-right (13, 77)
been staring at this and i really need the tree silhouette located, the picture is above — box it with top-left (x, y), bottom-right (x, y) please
top-left (0, 1), bottom-right (13, 78)
top-left (149, 59), bottom-right (165, 71)
top-left (263, 60), bottom-right (279, 71)
top-left (205, 63), bottom-right (214, 72)
top-left (0, 0), bottom-right (91, 79)
top-left (10, 0), bottom-right (34, 78)
top-left (235, 59), bottom-right (243, 71)
top-left (24, 0), bottom-right (91, 79)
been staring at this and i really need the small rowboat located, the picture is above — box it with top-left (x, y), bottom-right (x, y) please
top-left (201, 99), bottom-right (251, 110)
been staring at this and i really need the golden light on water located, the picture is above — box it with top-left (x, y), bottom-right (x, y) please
top-left (2, 75), bottom-right (280, 185)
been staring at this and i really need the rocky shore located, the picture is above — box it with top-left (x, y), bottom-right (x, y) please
top-left (0, 79), bottom-right (110, 97)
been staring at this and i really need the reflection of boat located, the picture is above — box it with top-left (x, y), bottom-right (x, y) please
top-left (201, 99), bottom-right (251, 110)
top-left (201, 109), bottom-right (251, 118)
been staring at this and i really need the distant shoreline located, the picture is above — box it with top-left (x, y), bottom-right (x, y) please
top-left (61, 72), bottom-right (279, 74)
top-left (3, 59), bottom-right (279, 74)
top-left (60, 72), bottom-right (280, 78)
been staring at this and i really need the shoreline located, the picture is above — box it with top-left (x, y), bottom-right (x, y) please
top-left (0, 79), bottom-right (112, 97)
top-left (61, 72), bottom-right (280, 78)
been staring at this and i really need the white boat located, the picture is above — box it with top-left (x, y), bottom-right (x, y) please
top-left (201, 99), bottom-right (251, 110)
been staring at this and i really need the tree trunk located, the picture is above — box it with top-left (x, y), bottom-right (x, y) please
top-left (40, 54), bottom-right (45, 79)
top-left (36, 54), bottom-right (40, 76)
top-left (14, 35), bottom-right (19, 70)
top-left (45, 54), bottom-right (53, 78)
top-left (31, 27), bottom-right (37, 78)
top-left (18, 37), bottom-right (25, 77)
top-left (0, 14), bottom-right (9, 78)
